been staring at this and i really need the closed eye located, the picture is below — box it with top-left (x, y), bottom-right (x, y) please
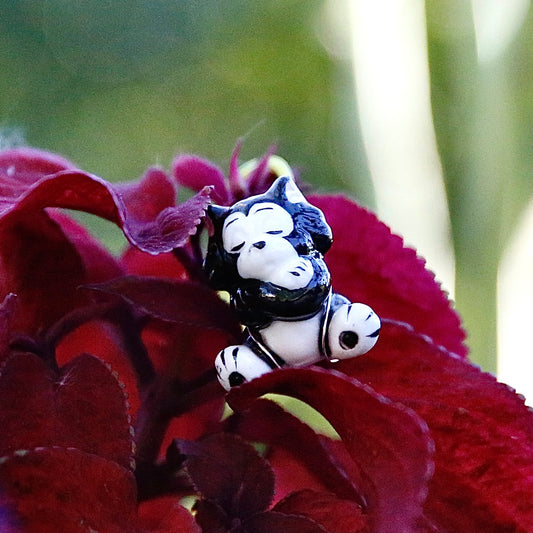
top-left (231, 242), bottom-right (245, 252)
top-left (266, 230), bottom-right (283, 235)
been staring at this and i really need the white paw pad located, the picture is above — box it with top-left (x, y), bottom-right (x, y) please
top-left (214, 344), bottom-right (272, 391)
top-left (327, 303), bottom-right (381, 360)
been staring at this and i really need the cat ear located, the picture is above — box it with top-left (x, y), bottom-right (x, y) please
top-left (264, 176), bottom-right (306, 204)
top-left (207, 203), bottom-right (230, 223)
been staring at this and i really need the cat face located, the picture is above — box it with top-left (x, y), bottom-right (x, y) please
top-left (221, 201), bottom-right (314, 290)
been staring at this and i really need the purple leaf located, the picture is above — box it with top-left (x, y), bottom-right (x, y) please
top-left (85, 275), bottom-right (241, 338)
top-left (175, 433), bottom-right (275, 519)
top-left (225, 399), bottom-right (364, 503)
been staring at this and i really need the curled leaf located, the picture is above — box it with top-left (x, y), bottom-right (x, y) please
top-left (228, 367), bottom-right (434, 533)
top-left (0, 148), bottom-right (211, 255)
top-left (138, 496), bottom-right (202, 533)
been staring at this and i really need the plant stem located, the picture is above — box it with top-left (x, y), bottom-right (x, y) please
top-left (134, 369), bottom-right (222, 467)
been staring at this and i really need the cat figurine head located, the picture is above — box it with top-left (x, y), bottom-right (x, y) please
top-left (205, 176), bottom-right (333, 328)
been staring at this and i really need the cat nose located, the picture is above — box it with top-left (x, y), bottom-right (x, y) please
top-left (253, 240), bottom-right (266, 249)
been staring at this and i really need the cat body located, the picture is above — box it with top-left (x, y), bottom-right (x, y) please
top-left (205, 176), bottom-right (380, 390)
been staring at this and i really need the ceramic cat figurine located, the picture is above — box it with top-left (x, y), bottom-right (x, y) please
top-left (205, 175), bottom-right (380, 390)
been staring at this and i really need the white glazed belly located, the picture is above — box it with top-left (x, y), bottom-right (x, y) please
top-left (259, 313), bottom-right (322, 366)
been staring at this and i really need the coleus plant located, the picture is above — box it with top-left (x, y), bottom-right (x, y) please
top-left (0, 144), bottom-right (531, 533)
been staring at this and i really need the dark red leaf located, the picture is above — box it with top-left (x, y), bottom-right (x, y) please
top-left (311, 195), bottom-right (467, 358)
top-left (158, 398), bottom-right (226, 455)
top-left (193, 499), bottom-right (230, 533)
top-left (239, 144), bottom-right (278, 197)
top-left (0, 352), bottom-right (135, 469)
top-left (242, 511), bottom-right (327, 533)
top-left (0, 294), bottom-right (16, 364)
top-left (0, 170), bottom-right (121, 221)
top-left (138, 496), bottom-right (201, 533)
top-left (116, 166), bottom-right (177, 223)
top-left (122, 246), bottom-right (189, 281)
top-left (225, 399), bottom-right (363, 503)
top-left (0, 205), bottom-right (123, 337)
top-left (0, 447), bottom-right (138, 533)
top-left (50, 211), bottom-right (124, 282)
top-left (176, 433), bottom-right (275, 519)
top-left (0, 149), bottom-right (211, 255)
top-left (228, 368), bottom-right (433, 533)
top-left (274, 490), bottom-right (367, 533)
top-left (0, 147), bottom-right (75, 206)
top-left (55, 319), bottom-right (142, 417)
top-left (339, 322), bottom-right (533, 532)
top-left (0, 211), bottom-right (88, 334)
top-left (172, 154), bottom-right (230, 205)
top-left (86, 275), bottom-right (241, 338)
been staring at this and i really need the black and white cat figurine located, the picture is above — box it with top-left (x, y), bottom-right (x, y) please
top-left (205, 175), bottom-right (380, 391)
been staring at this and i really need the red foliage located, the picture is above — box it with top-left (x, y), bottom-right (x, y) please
top-left (0, 146), bottom-right (531, 533)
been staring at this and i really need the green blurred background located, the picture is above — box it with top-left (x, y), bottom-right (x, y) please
top-left (1, 0), bottom-right (532, 396)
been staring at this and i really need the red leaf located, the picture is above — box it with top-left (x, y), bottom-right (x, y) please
top-left (0, 294), bottom-right (16, 364)
top-left (0, 447), bottom-right (138, 533)
top-left (0, 207), bottom-right (123, 337)
top-left (193, 499), bottom-right (230, 533)
top-left (228, 368), bottom-right (433, 533)
top-left (242, 511), bottom-right (328, 533)
top-left (86, 275), bottom-right (241, 338)
top-left (175, 433), bottom-right (275, 519)
top-left (55, 319), bottom-right (142, 416)
top-left (138, 496), bottom-right (201, 533)
top-left (158, 398), bottom-right (226, 454)
top-left (274, 490), bottom-right (367, 533)
top-left (50, 211), bottom-right (124, 283)
top-left (122, 246), bottom-right (188, 280)
top-left (340, 322), bottom-right (533, 532)
top-left (0, 170), bottom-right (121, 221)
top-left (0, 211), bottom-right (88, 334)
top-left (225, 399), bottom-right (364, 503)
top-left (172, 154), bottom-right (230, 205)
top-left (0, 149), bottom-right (211, 255)
top-left (0, 352), bottom-right (135, 469)
top-left (117, 167), bottom-right (177, 223)
top-left (311, 195), bottom-right (467, 357)
top-left (0, 147), bottom-right (75, 204)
